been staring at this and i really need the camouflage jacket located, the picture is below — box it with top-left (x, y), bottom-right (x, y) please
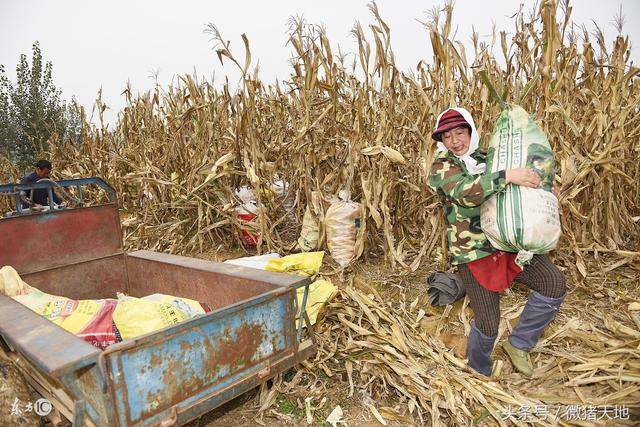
top-left (428, 149), bottom-right (507, 265)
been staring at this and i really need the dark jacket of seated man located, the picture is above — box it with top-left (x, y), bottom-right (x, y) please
top-left (20, 159), bottom-right (62, 207)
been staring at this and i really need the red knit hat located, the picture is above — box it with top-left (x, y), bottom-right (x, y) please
top-left (432, 109), bottom-right (471, 141)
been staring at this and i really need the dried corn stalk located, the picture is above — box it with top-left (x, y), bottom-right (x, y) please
top-left (0, 1), bottom-right (635, 275)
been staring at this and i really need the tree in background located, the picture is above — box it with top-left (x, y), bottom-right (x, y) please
top-left (64, 96), bottom-right (84, 146)
top-left (0, 65), bottom-right (17, 157)
top-left (0, 41), bottom-right (82, 169)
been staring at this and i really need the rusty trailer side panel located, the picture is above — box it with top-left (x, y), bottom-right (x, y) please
top-left (0, 204), bottom-right (125, 276)
top-left (0, 202), bottom-right (128, 300)
top-left (22, 254), bottom-right (128, 301)
top-left (103, 288), bottom-right (298, 426)
top-left (126, 250), bottom-right (304, 310)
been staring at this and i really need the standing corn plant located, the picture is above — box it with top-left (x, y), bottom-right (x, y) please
top-left (12, 0), bottom-right (634, 279)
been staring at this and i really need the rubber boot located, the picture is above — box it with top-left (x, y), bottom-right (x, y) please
top-left (467, 322), bottom-right (497, 376)
top-left (505, 291), bottom-right (565, 376)
top-left (502, 340), bottom-right (533, 377)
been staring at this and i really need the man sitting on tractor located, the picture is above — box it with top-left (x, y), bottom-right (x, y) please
top-left (19, 159), bottom-right (63, 209)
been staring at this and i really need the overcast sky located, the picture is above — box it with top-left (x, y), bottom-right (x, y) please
top-left (1, 0), bottom-right (638, 125)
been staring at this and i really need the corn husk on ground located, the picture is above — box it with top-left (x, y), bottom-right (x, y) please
top-left (2, 0), bottom-right (639, 425)
top-left (275, 267), bottom-right (639, 425)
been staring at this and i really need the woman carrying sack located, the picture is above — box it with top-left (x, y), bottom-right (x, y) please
top-left (427, 107), bottom-right (566, 377)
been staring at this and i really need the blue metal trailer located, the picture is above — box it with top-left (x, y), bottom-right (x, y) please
top-left (0, 178), bottom-right (315, 426)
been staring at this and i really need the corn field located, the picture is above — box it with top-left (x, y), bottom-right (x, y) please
top-left (2, 1), bottom-right (640, 425)
top-left (7, 0), bottom-right (640, 274)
